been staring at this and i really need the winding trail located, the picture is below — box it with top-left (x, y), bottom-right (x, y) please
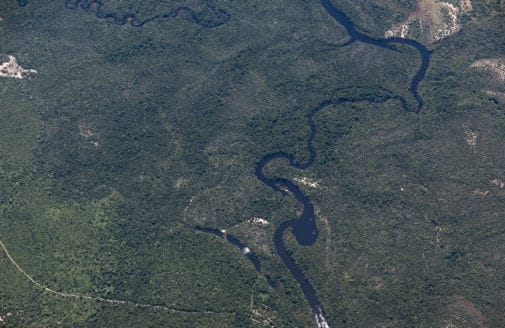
top-left (254, 1), bottom-right (433, 327)
top-left (0, 240), bottom-right (234, 316)
top-left (11, 0), bottom-right (231, 320)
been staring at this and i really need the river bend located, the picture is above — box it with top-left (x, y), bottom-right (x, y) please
top-left (255, 1), bottom-right (432, 326)
top-left (16, 1), bottom-right (432, 327)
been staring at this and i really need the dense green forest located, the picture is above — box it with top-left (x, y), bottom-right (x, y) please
top-left (1, 0), bottom-right (504, 326)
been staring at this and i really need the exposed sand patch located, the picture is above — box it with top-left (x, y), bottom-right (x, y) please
top-left (442, 296), bottom-right (487, 327)
top-left (228, 219), bottom-right (273, 255)
top-left (385, 0), bottom-right (471, 43)
top-left (483, 90), bottom-right (505, 102)
top-left (78, 122), bottom-right (101, 146)
top-left (0, 55), bottom-right (37, 79)
top-left (472, 60), bottom-right (505, 102)
top-left (463, 123), bottom-right (478, 151)
top-left (174, 177), bottom-right (188, 189)
top-left (490, 178), bottom-right (505, 188)
top-left (369, 276), bottom-right (386, 290)
top-left (78, 122), bottom-right (96, 138)
top-left (471, 58), bottom-right (505, 81)
top-left (182, 195), bottom-right (196, 222)
top-left (433, 2), bottom-right (461, 41)
top-left (249, 217), bottom-right (270, 226)
top-left (473, 189), bottom-right (490, 196)
top-left (460, 0), bottom-right (473, 13)
top-left (250, 302), bottom-right (276, 327)
top-left (294, 176), bottom-right (321, 189)
top-left (434, 225), bottom-right (442, 247)
top-left (0, 312), bottom-right (12, 324)
top-left (385, 15), bottom-right (419, 38)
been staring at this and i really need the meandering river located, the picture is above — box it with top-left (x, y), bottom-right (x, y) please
top-left (17, 0), bottom-right (229, 28)
top-left (254, 1), bottom-right (432, 326)
top-left (16, 1), bottom-right (432, 326)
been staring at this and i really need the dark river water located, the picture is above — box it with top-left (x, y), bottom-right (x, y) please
top-left (254, 1), bottom-right (432, 327)
top-left (17, 1), bottom-right (432, 327)
top-left (193, 227), bottom-right (262, 272)
top-left (17, 0), bottom-right (229, 28)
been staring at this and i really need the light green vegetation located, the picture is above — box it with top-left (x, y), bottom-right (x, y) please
top-left (0, 0), bottom-right (504, 326)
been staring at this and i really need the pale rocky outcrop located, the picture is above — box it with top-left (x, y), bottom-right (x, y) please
top-left (470, 58), bottom-right (505, 101)
top-left (294, 176), bottom-right (321, 189)
top-left (470, 58), bottom-right (505, 81)
top-left (384, 0), bottom-right (472, 44)
top-left (249, 217), bottom-right (270, 226)
top-left (0, 55), bottom-right (37, 79)
top-left (463, 123), bottom-right (478, 151)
